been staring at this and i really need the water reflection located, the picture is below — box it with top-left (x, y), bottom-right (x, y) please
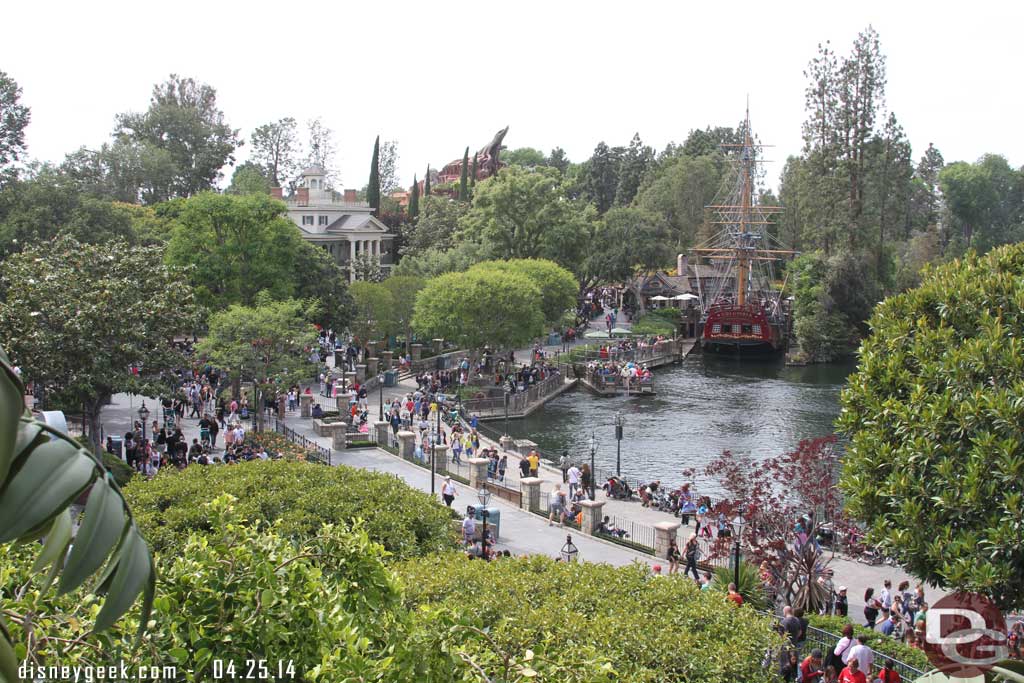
top-left (505, 354), bottom-right (856, 495)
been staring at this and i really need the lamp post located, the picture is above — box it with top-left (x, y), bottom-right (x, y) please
top-left (377, 359), bottom-right (385, 421)
top-left (560, 534), bottom-right (579, 563)
top-left (503, 387), bottom-right (510, 437)
top-left (614, 412), bottom-right (623, 478)
top-left (477, 487), bottom-right (491, 561)
top-left (731, 503), bottom-right (747, 590)
top-left (138, 401), bottom-right (150, 442)
top-left (589, 431), bottom-right (596, 500)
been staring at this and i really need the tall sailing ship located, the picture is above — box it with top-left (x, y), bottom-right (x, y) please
top-left (693, 110), bottom-right (795, 353)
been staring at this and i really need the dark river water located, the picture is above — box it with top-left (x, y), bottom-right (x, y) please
top-left (507, 354), bottom-right (857, 495)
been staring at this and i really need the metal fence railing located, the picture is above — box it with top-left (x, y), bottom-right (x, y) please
top-left (594, 515), bottom-right (656, 554)
top-left (763, 616), bottom-right (928, 682)
top-left (272, 418), bottom-right (332, 466)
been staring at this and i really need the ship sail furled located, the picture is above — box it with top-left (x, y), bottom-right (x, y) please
top-left (691, 109), bottom-right (796, 352)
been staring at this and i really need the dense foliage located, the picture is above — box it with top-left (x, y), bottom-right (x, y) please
top-left (122, 461), bottom-right (458, 560)
top-left (401, 554), bottom-right (781, 682)
top-left (0, 237), bottom-right (200, 451)
top-left (838, 243), bottom-right (1024, 610)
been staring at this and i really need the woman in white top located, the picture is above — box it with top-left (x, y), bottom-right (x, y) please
top-left (441, 477), bottom-right (457, 507)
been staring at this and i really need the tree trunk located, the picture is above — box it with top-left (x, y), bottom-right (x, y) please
top-left (85, 396), bottom-right (107, 455)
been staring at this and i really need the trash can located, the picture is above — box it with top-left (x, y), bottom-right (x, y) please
top-left (548, 332), bottom-right (562, 346)
top-left (108, 435), bottom-right (124, 460)
top-left (383, 370), bottom-right (397, 387)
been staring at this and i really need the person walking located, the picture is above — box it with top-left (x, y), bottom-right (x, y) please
top-left (683, 534), bottom-right (700, 581)
top-left (441, 476), bottom-right (457, 507)
top-left (667, 538), bottom-right (682, 575)
top-left (864, 588), bottom-right (881, 629)
top-left (559, 450), bottom-right (570, 483)
top-left (567, 463), bottom-right (582, 497)
top-left (527, 449), bottom-right (540, 478)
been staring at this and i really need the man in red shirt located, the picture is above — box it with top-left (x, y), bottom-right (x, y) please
top-left (875, 661), bottom-right (901, 683)
top-left (799, 649), bottom-right (824, 682)
top-left (726, 582), bottom-right (744, 606)
top-left (839, 658), bottom-right (867, 683)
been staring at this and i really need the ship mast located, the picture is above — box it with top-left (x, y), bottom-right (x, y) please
top-left (737, 109), bottom-right (753, 307)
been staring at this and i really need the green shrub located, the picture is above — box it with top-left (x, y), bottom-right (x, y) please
top-left (401, 554), bottom-right (782, 682)
top-left (101, 451), bottom-right (134, 487)
top-left (1, 496), bottom-right (455, 681)
top-left (123, 461), bottom-right (458, 560)
top-left (631, 314), bottom-right (675, 336)
top-left (807, 614), bottom-right (931, 670)
top-left (711, 561), bottom-right (770, 611)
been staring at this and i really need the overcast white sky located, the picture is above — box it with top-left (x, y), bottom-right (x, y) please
top-left (3, 0), bottom-right (1021, 194)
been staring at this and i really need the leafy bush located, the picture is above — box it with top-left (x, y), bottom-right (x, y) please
top-left (101, 451), bottom-right (134, 487)
top-left (631, 314), bottom-right (675, 336)
top-left (1, 496), bottom-right (455, 681)
top-left (807, 614), bottom-right (931, 670)
top-left (123, 461), bottom-right (458, 560)
top-left (401, 554), bottom-right (781, 682)
top-left (838, 243), bottom-right (1024, 610)
top-left (711, 561), bottom-right (770, 611)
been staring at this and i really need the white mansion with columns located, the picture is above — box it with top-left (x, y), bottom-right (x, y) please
top-left (274, 165), bottom-right (394, 281)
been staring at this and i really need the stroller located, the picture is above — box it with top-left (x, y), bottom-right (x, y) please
top-left (604, 476), bottom-right (634, 500)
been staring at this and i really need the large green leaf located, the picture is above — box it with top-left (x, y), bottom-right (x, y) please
top-left (0, 614), bottom-right (17, 683)
top-left (94, 525), bottom-right (154, 633)
top-left (59, 475), bottom-right (126, 595)
top-left (31, 509), bottom-right (73, 585)
top-left (0, 438), bottom-right (96, 542)
top-left (0, 347), bottom-right (24, 485)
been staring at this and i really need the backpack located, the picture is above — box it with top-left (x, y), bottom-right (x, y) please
top-left (823, 639), bottom-right (852, 672)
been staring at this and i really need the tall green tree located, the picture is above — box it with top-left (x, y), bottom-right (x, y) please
top-left (405, 195), bottom-right (469, 256)
top-left (291, 243), bottom-right (356, 332)
top-left (114, 74), bottom-right (241, 202)
top-left (461, 166), bottom-right (595, 275)
top-left (545, 147), bottom-right (570, 175)
top-left (635, 154), bottom-right (723, 251)
top-left (580, 207), bottom-right (669, 303)
top-left (165, 191), bottom-right (302, 309)
top-left (502, 147), bottom-right (546, 167)
top-left (349, 280), bottom-right (395, 344)
top-left (378, 140), bottom-right (399, 194)
top-left (424, 166), bottom-right (431, 197)
top-left (198, 297), bottom-right (319, 430)
top-left (582, 141), bottom-right (624, 214)
top-left (0, 237), bottom-right (200, 451)
top-left (408, 174), bottom-right (420, 219)
top-left (0, 70), bottom-right (30, 183)
top-left (838, 243), bottom-right (1024, 611)
top-left (227, 162), bottom-right (271, 195)
top-left (249, 117), bottom-right (301, 187)
top-left (413, 268), bottom-right (544, 357)
top-left (458, 146), bottom-right (469, 201)
top-left (367, 135), bottom-right (381, 215)
top-left (940, 155), bottom-right (1023, 252)
top-left (469, 154), bottom-right (478, 187)
top-left (614, 133), bottom-right (654, 206)
top-left (380, 275), bottom-right (426, 353)
top-left (472, 259), bottom-right (577, 328)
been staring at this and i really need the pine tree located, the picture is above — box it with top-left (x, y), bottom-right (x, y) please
top-left (368, 135), bottom-right (381, 216)
top-left (424, 166), bottom-right (431, 197)
top-left (470, 154), bottom-right (478, 188)
top-left (409, 174), bottom-right (420, 219)
top-left (459, 146), bottom-right (470, 201)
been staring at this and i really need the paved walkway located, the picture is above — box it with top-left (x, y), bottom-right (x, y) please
top-left (94, 302), bottom-right (948, 621)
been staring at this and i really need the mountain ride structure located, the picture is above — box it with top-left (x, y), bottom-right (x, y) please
top-left (692, 108), bottom-right (797, 354)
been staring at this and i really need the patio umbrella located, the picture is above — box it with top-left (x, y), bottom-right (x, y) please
top-left (584, 330), bottom-right (610, 339)
top-left (610, 327), bottom-right (633, 335)
top-left (673, 293), bottom-right (699, 300)
top-left (650, 295), bottom-right (671, 301)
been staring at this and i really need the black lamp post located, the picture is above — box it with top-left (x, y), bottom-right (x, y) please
top-left (503, 387), bottom-right (510, 437)
top-left (477, 486), bottom-right (491, 561)
top-left (614, 412), bottom-right (623, 478)
top-left (732, 503), bottom-right (747, 590)
top-left (138, 402), bottom-right (150, 442)
top-left (560, 534), bottom-right (579, 563)
top-left (589, 431), bottom-right (596, 500)
top-left (377, 359), bottom-right (385, 421)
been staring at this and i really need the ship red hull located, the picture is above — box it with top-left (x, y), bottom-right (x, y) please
top-left (700, 304), bottom-right (785, 353)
